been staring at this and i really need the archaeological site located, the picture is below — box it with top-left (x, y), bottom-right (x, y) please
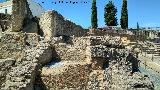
top-left (0, 0), bottom-right (160, 90)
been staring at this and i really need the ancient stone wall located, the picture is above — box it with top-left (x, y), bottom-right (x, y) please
top-left (0, 32), bottom-right (25, 59)
top-left (39, 10), bottom-right (86, 41)
top-left (52, 36), bottom-right (123, 64)
top-left (1, 39), bottom-right (53, 90)
top-left (11, 0), bottom-right (33, 32)
top-left (0, 32), bottom-right (40, 59)
top-left (0, 59), bottom-right (15, 88)
top-left (54, 43), bottom-right (87, 62)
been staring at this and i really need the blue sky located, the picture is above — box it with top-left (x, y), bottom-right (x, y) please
top-left (33, 0), bottom-right (160, 29)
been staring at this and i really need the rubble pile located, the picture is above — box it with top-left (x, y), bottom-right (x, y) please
top-left (40, 64), bottom-right (92, 89)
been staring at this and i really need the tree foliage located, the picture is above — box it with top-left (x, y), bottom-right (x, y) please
top-left (120, 0), bottom-right (128, 29)
top-left (104, 1), bottom-right (118, 26)
top-left (91, 0), bottom-right (98, 29)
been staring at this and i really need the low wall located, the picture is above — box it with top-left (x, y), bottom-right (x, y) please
top-left (54, 43), bottom-right (87, 62)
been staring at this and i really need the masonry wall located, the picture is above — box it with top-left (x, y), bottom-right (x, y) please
top-left (0, 32), bottom-right (25, 59)
top-left (0, 32), bottom-right (40, 59)
top-left (54, 44), bottom-right (87, 62)
top-left (0, 36), bottom-right (53, 90)
top-left (11, 0), bottom-right (32, 32)
top-left (39, 10), bottom-right (86, 41)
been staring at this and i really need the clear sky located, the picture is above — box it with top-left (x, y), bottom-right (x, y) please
top-left (33, 0), bottom-right (160, 29)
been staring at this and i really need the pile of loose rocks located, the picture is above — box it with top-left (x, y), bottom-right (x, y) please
top-left (40, 64), bottom-right (92, 90)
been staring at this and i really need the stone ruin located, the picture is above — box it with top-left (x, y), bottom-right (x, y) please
top-left (0, 1), bottom-right (156, 89)
top-left (0, 0), bottom-right (33, 32)
top-left (0, 32), bottom-right (155, 89)
top-left (39, 10), bottom-right (87, 41)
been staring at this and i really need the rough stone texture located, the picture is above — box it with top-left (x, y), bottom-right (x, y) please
top-left (52, 36), bottom-right (123, 63)
top-left (1, 40), bottom-right (53, 90)
top-left (11, 0), bottom-right (33, 32)
top-left (0, 59), bottom-right (15, 88)
top-left (0, 32), bottom-right (53, 90)
top-left (40, 63), bottom-right (92, 90)
top-left (0, 32), bottom-right (25, 59)
top-left (0, 32), bottom-right (40, 59)
top-left (0, 33), bottom-right (155, 90)
top-left (87, 50), bottom-right (154, 90)
top-left (39, 10), bottom-right (86, 41)
top-left (54, 43), bottom-right (87, 62)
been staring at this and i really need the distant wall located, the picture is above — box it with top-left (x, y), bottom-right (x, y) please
top-left (39, 10), bottom-right (86, 41)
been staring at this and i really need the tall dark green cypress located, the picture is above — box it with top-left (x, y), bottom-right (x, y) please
top-left (137, 22), bottom-right (139, 30)
top-left (91, 0), bottom-right (98, 29)
top-left (120, 0), bottom-right (128, 29)
top-left (104, 1), bottom-right (118, 26)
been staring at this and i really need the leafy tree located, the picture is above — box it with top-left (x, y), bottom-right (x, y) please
top-left (91, 0), bottom-right (98, 29)
top-left (120, 0), bottom-right (128, 29)
top-left (104, 0), bottom-right (118, 26)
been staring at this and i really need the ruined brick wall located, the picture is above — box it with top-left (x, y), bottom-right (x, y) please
top-left (39, 10), bottom-right (86, 41)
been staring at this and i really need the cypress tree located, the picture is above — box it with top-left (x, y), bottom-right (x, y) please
top-left (104, 0), bottom-right (118, 26)
top-left (120, 0), bottom-right (128, 29)
top-left (91, 0), bottom-right (98, 29)
top-left (137, 22), bottom-right (140, 30)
